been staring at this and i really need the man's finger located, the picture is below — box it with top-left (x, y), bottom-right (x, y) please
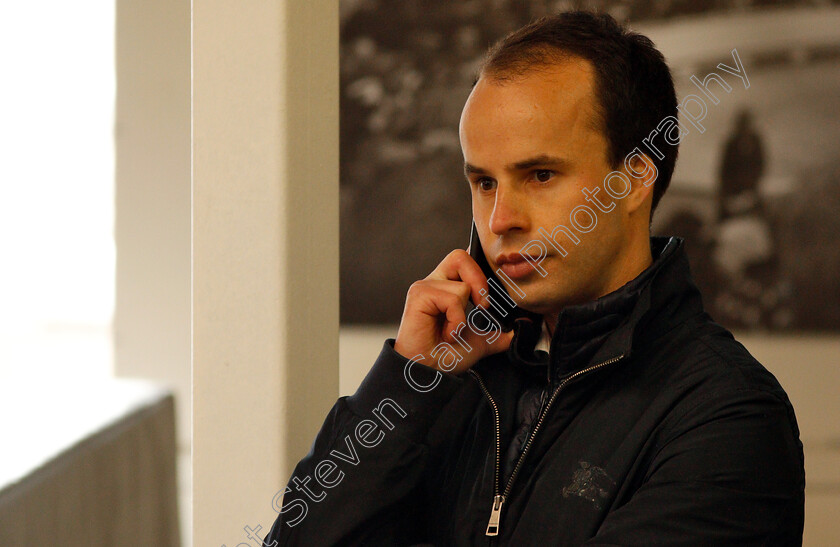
top-left (417, 287), bottom-right (468, 338)
top-left (425, 249), bottom-right (488, 307)
top-left (420, 279), bottom-right (472, 309)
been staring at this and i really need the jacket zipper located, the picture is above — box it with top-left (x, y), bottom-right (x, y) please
top-left (468, 353), bottom-right (624, 538)
top-left (468, 369), bottom-right (503, 534)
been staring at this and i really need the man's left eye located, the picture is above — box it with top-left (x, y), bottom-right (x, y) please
top-left (534, 170), bottom-right (553, 183)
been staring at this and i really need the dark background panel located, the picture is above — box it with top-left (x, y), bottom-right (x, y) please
top-left (340, 0), bottom-right (840, 332)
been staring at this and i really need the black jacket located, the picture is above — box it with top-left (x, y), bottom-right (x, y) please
top-left (264, 236), bottom-right (805, 546)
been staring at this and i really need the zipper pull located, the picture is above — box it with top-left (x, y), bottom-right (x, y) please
top-left (485, 494), bottom-right (505, 536)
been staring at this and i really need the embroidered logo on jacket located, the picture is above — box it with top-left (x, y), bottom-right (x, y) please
top-left (562, 461), bottom-right (615, 510)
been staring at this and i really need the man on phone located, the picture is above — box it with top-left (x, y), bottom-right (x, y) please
top-left (265, 11), bottom-right (804, 545)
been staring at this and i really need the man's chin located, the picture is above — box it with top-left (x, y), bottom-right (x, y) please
top-left (509, 284), bottom-right (579, 316)
top-left (510, 296), bottom-right (557, 316)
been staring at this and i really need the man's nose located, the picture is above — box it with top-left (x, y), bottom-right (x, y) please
top-left (489, 186), bottom-right (528, 236)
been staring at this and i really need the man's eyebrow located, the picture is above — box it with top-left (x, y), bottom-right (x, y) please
top-left (464, 163), bottom-right (487, 177)
top-left (511, 155), bottom-right (569, 170)
top-left (464, 155), bottom-right (569, 177)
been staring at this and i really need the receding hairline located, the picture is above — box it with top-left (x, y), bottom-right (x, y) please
top-left (472, 51), bottom-right (609, 150)
top-left (475, 44), bottom-right (587, 84)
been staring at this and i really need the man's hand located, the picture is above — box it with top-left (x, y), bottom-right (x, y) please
top-left (394, 249), bottom-right (514, 375)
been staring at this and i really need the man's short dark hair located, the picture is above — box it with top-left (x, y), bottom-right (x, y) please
top-left (477, 11), bottom-right (678, 219)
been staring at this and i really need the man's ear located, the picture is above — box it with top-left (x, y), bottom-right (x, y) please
top-left (622, 149), bottom-right (657, 215)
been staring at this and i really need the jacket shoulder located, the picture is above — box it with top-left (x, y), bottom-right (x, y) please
top-left (642, 314), bottom-right (803, 468)
top-left (629, 312), bottom-right (803, 450)
top-left (674, 314), bottom-right (791, 400)
top-left (589, 314), bottom-right (805, 545)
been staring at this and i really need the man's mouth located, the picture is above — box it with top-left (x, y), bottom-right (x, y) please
top-left (495, 253), bottom-right (542, 280)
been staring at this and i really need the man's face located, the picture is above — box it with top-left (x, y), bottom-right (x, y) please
top-left (459, 58), bottom-right (638, 315)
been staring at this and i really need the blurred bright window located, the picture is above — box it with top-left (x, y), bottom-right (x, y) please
top-left (0, 3), bottom-right (115, 382)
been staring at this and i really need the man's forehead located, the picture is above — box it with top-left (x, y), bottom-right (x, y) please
top-left (477, 55), bottom-right (597, 101)
top-left (463, 60), bottom-right (601, 131)
top-left (461, 67), bottom-right (602, 153)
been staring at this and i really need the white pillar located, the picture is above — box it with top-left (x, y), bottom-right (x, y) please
top-left (114, 0), bottom-right (191, 448)
top-left (192, 1), bottom-right (339, 544)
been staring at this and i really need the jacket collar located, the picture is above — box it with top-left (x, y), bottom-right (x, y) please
top-left (505, 236), bottom-right (705, 382)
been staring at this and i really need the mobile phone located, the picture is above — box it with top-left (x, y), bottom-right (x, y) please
top-left (468, 221), bottom-right (519, 332)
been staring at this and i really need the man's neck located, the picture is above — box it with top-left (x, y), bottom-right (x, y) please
top-left (543, 240), bottom-right (653, 340)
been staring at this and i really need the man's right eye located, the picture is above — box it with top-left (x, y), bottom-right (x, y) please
top-left (476, 178), bottom-right (496, 192)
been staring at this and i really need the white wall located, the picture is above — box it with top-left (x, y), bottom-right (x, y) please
top-left (192, 1), bottom-right (339, 546)
top-left (114, 0), bottom-right (191, 450)
top-left (114, 4), bottom-right (192, 542)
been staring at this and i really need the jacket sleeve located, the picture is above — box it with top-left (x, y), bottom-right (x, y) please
top-left (585, 387), bottom-right (805, 546)
top-left (262, 339), bottom-right (465, 547)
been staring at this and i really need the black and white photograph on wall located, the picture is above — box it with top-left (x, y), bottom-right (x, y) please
top-left (339, 0), bottom-right (840, 332)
